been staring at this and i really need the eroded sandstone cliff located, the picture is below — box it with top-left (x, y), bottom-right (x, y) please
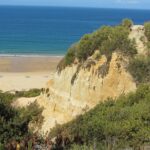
top-left (36, 25), bottom-right (147, 135)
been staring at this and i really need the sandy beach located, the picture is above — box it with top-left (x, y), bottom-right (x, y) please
top-left (0, 56), bottom-right (62, 92)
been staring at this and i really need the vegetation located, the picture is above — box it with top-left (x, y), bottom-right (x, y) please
top-left (1, 19), bottom-right (150, 149)
top-left (57, 19), bottom-right (137, 71)
top-left (128, 56), bottom-right (150, 84)
top-left (144, 22), bottom-right (150, 41)
top-left (144, 21), bottom-right (150, 55)
top-left (49, 84), bottom-right (150, 149)
top-left (121, 18), bottom-right (133, 29)
top-left (0, 90), bottom-right (43, 146)
top-left (15, 88), bottom-right (41, 98)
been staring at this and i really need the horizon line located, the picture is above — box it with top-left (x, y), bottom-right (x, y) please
top-left (0, 4), bottom-right (149, 11)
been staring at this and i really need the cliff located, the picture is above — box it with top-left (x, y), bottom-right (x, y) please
top-left (36, 25), bottom-right (147, 135)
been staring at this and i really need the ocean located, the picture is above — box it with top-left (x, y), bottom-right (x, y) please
top-left (0, 6), bottom-right (150, 56)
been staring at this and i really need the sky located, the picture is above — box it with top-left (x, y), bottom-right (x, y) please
top-left (0, 0), bottom-right (150, 10)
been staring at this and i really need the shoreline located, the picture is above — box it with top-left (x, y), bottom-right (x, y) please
top-left (0, 55), bottom-right (61, 91)
top-left (0, 54), bottom-right (64, 58)
top-left (0, 55), bottom-right (62, 72)
top-left (0, 72), bottom-right (54, 92)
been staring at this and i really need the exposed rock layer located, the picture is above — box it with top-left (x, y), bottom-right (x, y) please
top-left (37, 52), bottom-right (136, 135)
top-left (37, 25), bottom-right (147, 135)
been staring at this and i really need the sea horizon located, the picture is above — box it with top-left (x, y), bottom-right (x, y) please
top-left (0, 5), bottom-right (150, 56)
top-left (1, 5), bottom-right (150, 11)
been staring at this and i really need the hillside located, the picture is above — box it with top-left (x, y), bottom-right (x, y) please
top-left (50, 84), bottom-right (150, 150)
top-left (0, 19), bottom-right (150, 149)
top-left (35, 20), bottom-right (150, 135)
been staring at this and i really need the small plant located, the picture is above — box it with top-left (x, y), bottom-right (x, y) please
top-left (65, 44), bottom-right (77, 65)
top-left (15, 89), bottom-right (41, 97)
top-left (0, 92), bottom-right (43, 144)
top-left (144, 21), bottom-right (150, 41)
top-left (122, 18), bottom-right (133, 29)
top-left (128, 56), bottom-right (150, 84)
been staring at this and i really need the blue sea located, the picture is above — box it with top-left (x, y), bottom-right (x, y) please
top-left (0, 6), bottom-right (150, 56)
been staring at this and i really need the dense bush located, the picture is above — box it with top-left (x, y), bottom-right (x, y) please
top-left (99, 26), bottom-right (136, 59)
top-left (57, 44), bottom-right (77, 72)
top-left (0, 90), bottom-right (43, 144)
top-left (15, 88), bottom-right (41, 98)
top-left (122, 18), bottom-right (133, 29)
top-left (128, 56), bottom-right (150, 84)
top-left (57, 19), bottom-right (137, 71)
top-left (64, 44), bottom-right (77, 65)
top-left (49, 84), bottom-right (150, 149)
top-left (144, 22), bottom-right (150, 41)
top-left (76, 25), bottom-right (136, 62)
top-left (144, 22), bottom-right (150, 55)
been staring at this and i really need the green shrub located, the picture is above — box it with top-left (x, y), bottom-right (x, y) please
top-left (0, 143), bottom-right (4, 150)
top-left (15, 89), bottom-right (41, 98)
top-left (0, 91), bottom-right (43, 144)
top-left (147, 41), bottom-right (150, 49)
top-left (76, 25), bottom-right (136, 61)
top-left (99, 26), bottom-right (136, 58)
top-left (76, 34), bottom-right (93, 61)
top-left (70, 144), bottom-right (106, 150)
top-left (122, 18), bottom-right (133, 29)
top-left (58, 20), bottom-right (137, 71)
top-left (147, 42), bottom-right (150, 55)
top-left (49, 84), bottom-right (150, 149)
top-left (57, 44), bottom-right (77, 72)
top-left (128, 56), bottom-right (150, 84)
top-left (65, 44), bottom-right (77, 65)
top-left (144, 22), bottom-right (150, 41)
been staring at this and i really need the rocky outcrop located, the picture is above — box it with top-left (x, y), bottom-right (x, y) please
top-left (37, 52), bottom-right (136, 135)
top-left (36, 25), bottom-right (147, 135)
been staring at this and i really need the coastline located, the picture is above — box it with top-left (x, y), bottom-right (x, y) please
top-left (0, 55), bottom-right (63, 72)
top-left (0, 55), bottom-right (62, 92)
top-left (0, 54), bottom-right (64, 58)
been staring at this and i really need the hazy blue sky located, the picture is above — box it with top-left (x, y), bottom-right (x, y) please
top-left (0, 0), bottom-right (150, 9)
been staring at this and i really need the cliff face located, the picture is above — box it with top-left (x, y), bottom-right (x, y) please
top-left (37, 52), bottom-right (136, 135)
top-left (36, 25), bottom-right (146, 135)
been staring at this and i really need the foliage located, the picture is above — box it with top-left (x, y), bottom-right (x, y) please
top-left (99, 26), bottom-right (136, 60)
top-left (15, 89), bottom-right (41, 98)
top-left (144, 22), bottom-right (150, 55)
top-left (76, 25), bottom-right (136, 62)
top-left (76, 34), bottom-right (93, 61)
top-left (49, 84), bottom-right (150, 149)
top-left (65, 44), bottom-right (77, 65)
top-left (57, 19), bottom-right (137, 71)
top-left (69, 143), bottom-right (106, 150)
top-left (122, 18), bottom-right (133, 29)
top-left (128, 56), bottom-right (150, 84)
top-left (0, 90), bottom-right (43, 144)
top-left (57, 44), bottom-right (77, 72)
top-left (144, 22), bottom-right (150, 41)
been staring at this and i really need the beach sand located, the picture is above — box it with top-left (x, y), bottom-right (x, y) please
top-left (0, 56), bottom-right (62, 92)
